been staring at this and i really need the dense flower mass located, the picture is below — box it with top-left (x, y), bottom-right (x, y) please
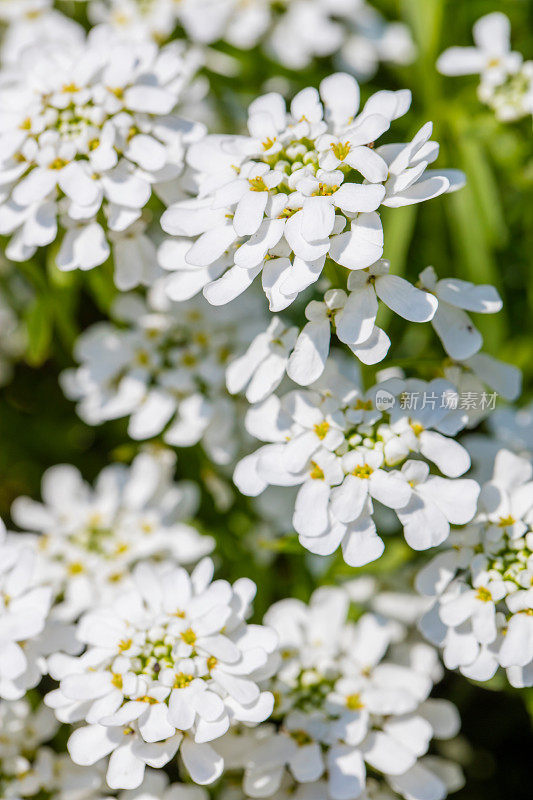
top-left (10, 450), bottom-right (213, 620)
top-left (0, 698), bottom-right (106, 800)
top-left (160, 74), bottom-right (463, 308)
top-left (0, 34), bottom-right (203, 284)
top-left (234, 365), bottom-right (480, 565)
top-left (217, 586), bottom-right (463, 800)
top-left (89, 0), bottom-right (414, 79)
top-left (45, 558), bottom-right (278, 789)
top-left (417, 449), bottom-right (533, 688)
top-left (0, 4), bottom-right (531, 800)
top-left (61, 289), bottom-right (264, 463)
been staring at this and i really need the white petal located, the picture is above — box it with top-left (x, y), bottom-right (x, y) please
top-left (286, 320), bottom-right (330, 386)
top-left (301, 197), bottom-right (335, 243)
top-left (234, 190), bottom-right (268, 237)
top-left (419, 431), bottom-right (470, 478)
top-left (333, 183), bottom-right (385, 213)
top-left (107, 742), bottom-right (146, 790)
top-left (431, 304), bottom-right (482, 360)
top-left (375, 275), bottom-right (437, 322)
top-left (329, 212), bottom-right (383, 270)
top-left (361, 731), bottom-right (416, 776)
top-left (336, 284), bottom-right (377, 345)
top-left (180, 740), bottom-right (224, 785)
top-left (293, 479), bottom-right (330, 538)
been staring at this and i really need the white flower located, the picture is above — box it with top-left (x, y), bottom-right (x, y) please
top-left (234, 371), bottom-right (478, 566)
top-left (174, 0), bottom-right (414, 80)
top-left (222, 585), bottom-right (462, 800)
top-left (0, 34), bottom-right (203, 284)
top-left (10, 449), bottom-right (213, 620)
top-left (286, 258), bottom-right (438, 384)
top-left (227, 257), bottom-right (443, 395)
top-left (417, 449), bottom-right (533, 687)
top-left (0, 698), bottom-right (104, 800)
top-left (160, 73), bottom-right (462, 308)
top-left (61, 290), bottom-right (265, 464)
top-left (88, 0), bottom-right (181, 45)
top-left (437, 13), bottom-right (532, 122)
top-left (45, 558), bottom-right (278, 790)
top-left (0, 520), bottom-right (53, 699)
top-left (118, 768), bottom-right (209, 800)
top-left (437, 13), bottom-right (522, 86)
top-left (418, 266), bottom-right (503, 360)
top-left (0, 3), bottom-right (83, 66)
top-left (441, 352), bottom-right (521, 430)
top-left (226, 316), bottom-right (298, 404)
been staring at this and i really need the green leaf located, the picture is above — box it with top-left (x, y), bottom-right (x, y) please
top-left (25, 297), bottom-right (53, 367)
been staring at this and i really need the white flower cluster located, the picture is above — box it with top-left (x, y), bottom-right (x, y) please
top-left (226, 260), bottom-right (507, 393)
top-left (0, 698), bottom-right (105, 800)
top-left (160, 73), bottom-right (463, 308)
top-left (417, 449), bottom-right (533, 689)
top-left (62, 290), bottom-right (264, 463)
top-left (217, 586), bottom-right (463, 800)
top-left (0, 33), bottom-right (203, 284)
top-left (10, 449), bottom-right (213, 620)
top-left (235, 364), bottom-right (480, 565)
top-left (0, 3), bottom-right (530, 797)
top-left (0, 0), bottom-right (84, 66)
top-left (437, 12), bottom-right (533, 122)
top-left (45, 557), bottom-right (278, 789)
top-left (88, 0), bottom-right (414, 78)
top-left (0, 520), bottom-right (54, 700)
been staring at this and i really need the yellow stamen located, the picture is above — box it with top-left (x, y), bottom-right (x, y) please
top-left (310, 461), bottom-right (324, 480)
top-left (352, 464), bottom-right (373, 479)
top-left (314, 421), bottom-right (330, 440)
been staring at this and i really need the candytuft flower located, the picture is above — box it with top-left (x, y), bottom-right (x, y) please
top-left (45, 557), bottom-right (278, 789)
top-left (0, 34), bottom-right (203, 285)
top-left (11, 450), bottom-right (213, 620)
top-left (417, 449), bottom-right (533, 688)
top-left (160, 73), bottom-right (463, 308)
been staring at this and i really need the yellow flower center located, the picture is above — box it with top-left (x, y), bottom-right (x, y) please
top-left (290, 729), bottom-right (313, 746)
top-left (476, 586), bottom-right (492, 602)
top-left (345, 693), bottom-right (364, 710)
top-left (181, 628), bottom-right (197, 646)
top-left (354, 399), bottom-right (373, 411)
top-left (310, 461), bottom-right (325, 480)
top-left (331, 141), bottom-right (351, 160)
top-left (111, 673), bottom-right (123, 689)
top-left (248, 176), bottom-right (268, 192)
top-left (49, 157), bottom-right (69, 170)
top-left (173, 672), bottom-right (194, 689)
top-left (352, 464), bottom-right (373, 479)
top-left (314, 421), bottom-right (330, 440)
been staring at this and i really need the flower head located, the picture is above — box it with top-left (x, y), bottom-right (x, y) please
top-left (160, 74), bottom-right (462, 309)
top-left (417, 449), bottom-right (533, 688)
top-left (234, 369), bottom-right (480, 566)
top-left (46, 557), bottom-right (278, 789)
top-left (220, 585), bottom-right (462, 800)
top-left (0, 34), bottom-right (203, 283)
top-left (11, 450), bottom-right (213, 620)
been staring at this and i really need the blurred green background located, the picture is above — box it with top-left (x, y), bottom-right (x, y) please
top-left (1, 1), bottom-right (532, 797)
